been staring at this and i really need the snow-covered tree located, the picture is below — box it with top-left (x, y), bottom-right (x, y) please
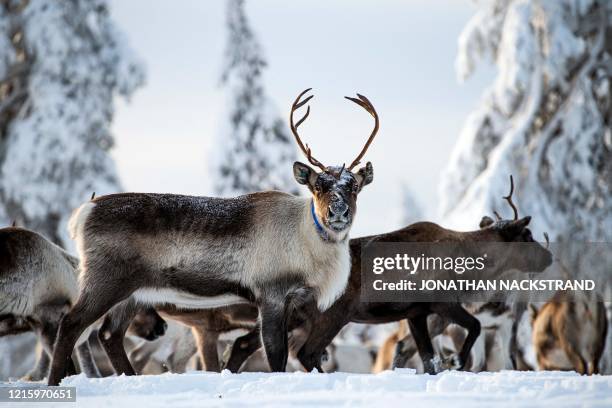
top-left (400, 184), bottom-right (424, 226)
top-left (442, 0), bottom-right (612, 373)
top-left (0, 0), bottom-right (144, 245)
top-left (212, 0), bottom-right (298, 196)
top-left (440, 0), bottom-right (611, 244)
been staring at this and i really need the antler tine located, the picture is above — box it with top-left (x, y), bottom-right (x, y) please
top-left (493, 211), bottom-right (502, 221)
top-left (290, 88), bottom-right (327, 172)
top-left (503, 175), bottom-right (519, 220)
top-left (345, 93), bottom-right (379, 170)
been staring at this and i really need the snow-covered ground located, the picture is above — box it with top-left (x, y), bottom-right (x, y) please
top-left (4, 370), bottom-right (611, 407)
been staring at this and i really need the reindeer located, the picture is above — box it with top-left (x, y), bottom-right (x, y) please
top-left (386, 176), bottom-right (551, 373)
top-left (0, 226), bottom-right (166, 380)
top-left (47, 89), bottom-right (379, 385)
top-left (224, 176), bottom-right (553, 374)
top-left (530, 291), bottom-right (607, 374)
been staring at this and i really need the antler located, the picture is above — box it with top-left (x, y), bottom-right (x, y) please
top-left (543, 232), bottom-right (550, 249)
top-left (345, 93), bottom-right (379, 170)
top-left (290, 88), bottom-right (327, 172)
top-left (503, 175), bottom-right (519, 220)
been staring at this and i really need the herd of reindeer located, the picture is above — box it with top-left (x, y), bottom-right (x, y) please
top-left (0, 89), bottom-right (609, 385)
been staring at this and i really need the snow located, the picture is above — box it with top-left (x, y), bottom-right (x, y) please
top-left (2, 370), bottom-right (607, 407)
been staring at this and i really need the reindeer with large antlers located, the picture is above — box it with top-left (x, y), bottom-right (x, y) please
top-left (291, 89), bottom-right (377, 236)
top-left (47, 89), bottom-right (379, 385)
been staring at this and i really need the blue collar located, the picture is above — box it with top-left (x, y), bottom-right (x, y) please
top-left (311, 200), bottom-right (329, 241)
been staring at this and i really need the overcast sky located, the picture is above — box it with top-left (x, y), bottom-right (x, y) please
top-left (109, 0), bottom-right (493, 236)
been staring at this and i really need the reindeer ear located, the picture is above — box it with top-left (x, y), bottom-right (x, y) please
top-left (355, 162), bottom-right (373, 188)
top-left (479, 216), bottom-right (495, 228)
top-left (501, 216), bottom-right (531, 238)
top-left (293, 161), bottom-right (317, 187)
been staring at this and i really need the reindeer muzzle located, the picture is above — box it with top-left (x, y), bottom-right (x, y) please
top-left (327, 194), bottom-right (350, 231)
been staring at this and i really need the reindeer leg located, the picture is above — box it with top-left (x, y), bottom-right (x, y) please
top-left (22, 343), bottom-right (50, 381)
top-left (434, 304), bottom-right (481, 370)
top-left (9, 310), bottom-right (56, 380)
top-left (192, 326), bottom-right (220, 372)
top-left (591, 303), bottom-right (608, 375)
top-left (259, 300), bottom-right (288, 372)
top-left (166, 329), bottom-right (197, 373)
top-left (393, 314), bottom-right (451, 369)
top-left (393, 332), bottom-right (418, 369)
top-left (297, 320), bottom-right (346, 372)
top-left (76, 340), bottom-right (101, 378)
top-left (98, 299), bottom-right (140, 376)
top-left (48, 284), bottom-right (132, 385)
top-left (295, 308), bottom-right (348, 373)
top-left (39, 318), bottom-right (78, 380)
top-left (510, 302), bottom-right (527, 369)
top-left (408, 315), bottom-right (437, 374)
top-left (224, 327), bottom-right (262, 373)
top-left (39, 320), bottom-right (75, 377)
top-left (588, 359), bottom-right (598, 375)
top-left (129, 339), bottom-right (159, 374)
top-left (561, 340), bottom-right (587, 374)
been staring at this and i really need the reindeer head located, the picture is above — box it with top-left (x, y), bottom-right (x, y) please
top-left (477, 175), bottom-right (553, 272)
top-left (290, 89), bottom-right (376, 238)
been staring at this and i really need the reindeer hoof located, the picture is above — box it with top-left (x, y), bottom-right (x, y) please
top-left (424, 356), bottom-right (443, 374)
top-left (220, 343), bottom-right (232, 369)
top-left (441, 354), bottom-right (463, 371)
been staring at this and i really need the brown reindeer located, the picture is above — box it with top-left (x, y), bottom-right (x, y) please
top-left (47, 89), bottom-right (379, 385)
top-left (0, 226), bottom-right (166, 380)
top-left (224, 176), bottom-right (553, 374)
top-left (531, 291), bottom-right (607, 374)
top-left (390, 176), bottom-right (549, 373)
